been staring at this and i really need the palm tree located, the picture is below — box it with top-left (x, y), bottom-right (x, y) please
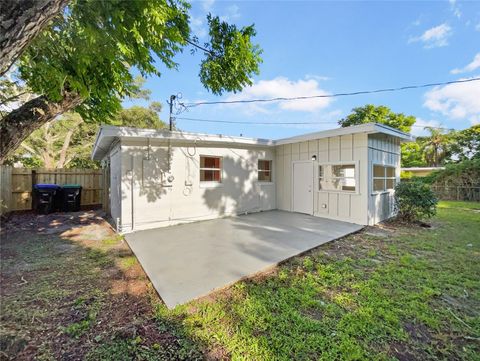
top-left (421, 127), bottom-right (453, 167)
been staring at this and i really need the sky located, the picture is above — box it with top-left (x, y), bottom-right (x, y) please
top-left (125, 0), bottom-right (480, 139)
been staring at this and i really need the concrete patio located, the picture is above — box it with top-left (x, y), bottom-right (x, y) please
top-left (125, 211), bottom-right (363, 308)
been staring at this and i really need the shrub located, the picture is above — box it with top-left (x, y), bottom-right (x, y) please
top-left (394, 181), bottom-right (438, 222)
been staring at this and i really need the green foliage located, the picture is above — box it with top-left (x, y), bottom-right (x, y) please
top-left (199, 14), bottom-right (262, 95)
top-left (394, 181), bottom-right (438, 222)
top-left (112, 105), bottom-right (166, 129)
top-left (419, 127), bottom-right (454, 167)
top-left (432, 158), bottom-right (480, 186)
top-left (339, 104), bottom-right (416, 133)
top-left (449, 124), bottom-right (480, 161)
top-left (17, 0), bottom-right (262, 122)
top-left (401, 142), bottom-right (426, 168)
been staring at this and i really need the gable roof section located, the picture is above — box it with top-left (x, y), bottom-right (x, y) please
top-left (275, 123), bottom-right (413, 145)
top-left (92, 123), bottom-right (414, 160)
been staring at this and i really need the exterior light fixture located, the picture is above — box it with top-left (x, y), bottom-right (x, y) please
top-left (311, 155), bottom-right (317, 161)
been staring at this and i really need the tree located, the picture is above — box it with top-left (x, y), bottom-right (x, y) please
top-left (0, 0), bottom-right (262, 162)
top-left (8, 104), bottom-right (167, 168)
top-left (401, 142), bottom-right (426, 167)
top-left (0, 0), bottom-right (69, 76)
top-left (421, 127), bottom-right (453, 167)
top-left (450, 124), bottom-right (480, 161)
top-left (339, 104), bottom-right (416, 133)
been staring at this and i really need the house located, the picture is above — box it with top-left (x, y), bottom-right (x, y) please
top-left (401, 167), bottom-right (444, 178)
top-left (92, 123), bottom-right (413, 233)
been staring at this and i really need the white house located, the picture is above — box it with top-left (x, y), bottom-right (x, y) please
top-left (92, 123), bottom-right (413, 233)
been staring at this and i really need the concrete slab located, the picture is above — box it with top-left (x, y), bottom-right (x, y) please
top-left (125, 211), bottom-right (363, 308)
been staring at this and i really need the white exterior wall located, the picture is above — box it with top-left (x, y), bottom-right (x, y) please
top-left (367, 134), bottom-right (401, 225)
top-left (275, 133), bottom-right (369, 225)
top-left (117, 140), bottom-right (275, 232)
top-left (108, 143), bottom-right (122, 230)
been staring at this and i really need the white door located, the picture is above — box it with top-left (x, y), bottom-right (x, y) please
top-left (292, 161), bottom-right (314, 214)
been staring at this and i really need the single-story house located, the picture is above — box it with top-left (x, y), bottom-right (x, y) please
top-left (92, 123), bottom-right (413, 233)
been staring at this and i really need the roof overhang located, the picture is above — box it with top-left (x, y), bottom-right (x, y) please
top-left (274, 123), bottom-right (414, 145)
top-left (91, 123), bottom-right (414, 161)
top-left (91, 126), bottom-right (274, 160)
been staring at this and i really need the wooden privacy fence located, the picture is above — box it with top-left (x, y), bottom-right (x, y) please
top-left (0, 167), bottom-right (104, 214)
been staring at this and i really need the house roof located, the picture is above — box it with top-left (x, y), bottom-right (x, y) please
top-left (91, 123), bottom-right (414, 160)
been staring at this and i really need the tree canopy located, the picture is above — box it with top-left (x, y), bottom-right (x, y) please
top-left (338, 104), bottom-right (415, 133)
top-left (8, 104), bottom-right (168, 169)
top-left (0, 0), bottom-right (262, 161)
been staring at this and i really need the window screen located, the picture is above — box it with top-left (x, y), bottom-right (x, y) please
top-left (200, 156), bottom-right (222, 182)
top-left (318, 164), bottom-right (356, 192)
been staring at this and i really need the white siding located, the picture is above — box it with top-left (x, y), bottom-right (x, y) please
top-left (276, 133), bottom-right (369, 225)
top-left (109, 144), bottom-right (122, 230)
top-left (367, 134), bottom-right (401, 225)
top-left (118, 140), bottom-right (275, 232)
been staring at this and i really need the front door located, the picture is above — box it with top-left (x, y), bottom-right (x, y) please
top-left (292, 161), bottom-right (314, 214)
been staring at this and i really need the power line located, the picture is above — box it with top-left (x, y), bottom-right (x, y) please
top-left (176, 116), bottom-right (454, 130)
top-left (182, 77), bottom-right (480, 108)
top-left (175, 116), bottom-right (337, 125)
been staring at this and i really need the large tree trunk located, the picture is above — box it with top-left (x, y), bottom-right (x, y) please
top-left (0, 0), bottom-right (69, 76)
top-left (0, 93), bottom-right (82, 163)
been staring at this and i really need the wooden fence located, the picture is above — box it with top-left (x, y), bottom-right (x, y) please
top-left (0, 167), bottom-right (104, 215)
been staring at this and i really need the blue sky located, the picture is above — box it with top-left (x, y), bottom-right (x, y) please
top-left (126, 0), bottom-right (480, 139)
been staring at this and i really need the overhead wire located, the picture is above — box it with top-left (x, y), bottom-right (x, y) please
top-left (181, 77), bottom-right (480, 108)
top-left (175, 116), bottom-right (455, 130)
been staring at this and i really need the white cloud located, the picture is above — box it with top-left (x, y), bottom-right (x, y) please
top-left (201, 0), bottom-right (215, 12)
top-left (190, 15), bottom-right (208, 38)
top-left (409, 23), bottom-right (452, 48)
top-left (219, 4), bottom-right (240, 22)
top-left (411, 118), bottom-right (443, 136)
top-left (449, 0), bottom-right (462, 18)
top-left (424, 75), bottom-right (480, 125)
top-left (476, 23), bottom-right (480, 31)
top-left (226, 77), bottom-right (333, 113)
top-left (451, 53), bottom-right (480, 74)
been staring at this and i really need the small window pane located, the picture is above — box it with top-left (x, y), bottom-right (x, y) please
top-left (200, 170), bottom-right (221, 182)
top-left (386, 167), bottom-right (395, 177)
top-left (373, 165), bottom-right (385, 177)
top-left (374, 179), bottom-right (385, 192)
top-left (386, 178), bottom-right (395, 190)
top-left (258, 171), bottom-right (271, 182)
top-left (258, 160), bottom-right (271, 171)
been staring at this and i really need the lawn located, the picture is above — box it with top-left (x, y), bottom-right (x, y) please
top-left (1, 202), bottom-right (479, 360)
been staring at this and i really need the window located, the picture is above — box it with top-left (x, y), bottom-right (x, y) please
top-left (258, 160), bottom-right (272, 182)
top-left (200, 156), bottom-right (222, 182)
top-left (373, 165), bottom-right (396, 192)
top-left (318, 163), bottom-right (356, 192)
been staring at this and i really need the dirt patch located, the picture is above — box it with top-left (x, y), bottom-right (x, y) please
top-left (0, 211), bottom-right (206, 360)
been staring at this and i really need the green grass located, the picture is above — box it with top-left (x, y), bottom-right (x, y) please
top-left (1, 201), bottom-right (479, 360)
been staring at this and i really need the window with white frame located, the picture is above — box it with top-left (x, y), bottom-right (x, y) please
top-left (200, 156), bottom-right (222, 182)
top-left (318, 163), bottom-right (356, 192)
top-left (258, 160), bottom-right (272, 182)
top-left (373, 165), bottom-right (396, 192)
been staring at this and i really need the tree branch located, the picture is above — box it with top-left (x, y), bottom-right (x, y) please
top-left (0, 92), bottom-right (83, 162)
